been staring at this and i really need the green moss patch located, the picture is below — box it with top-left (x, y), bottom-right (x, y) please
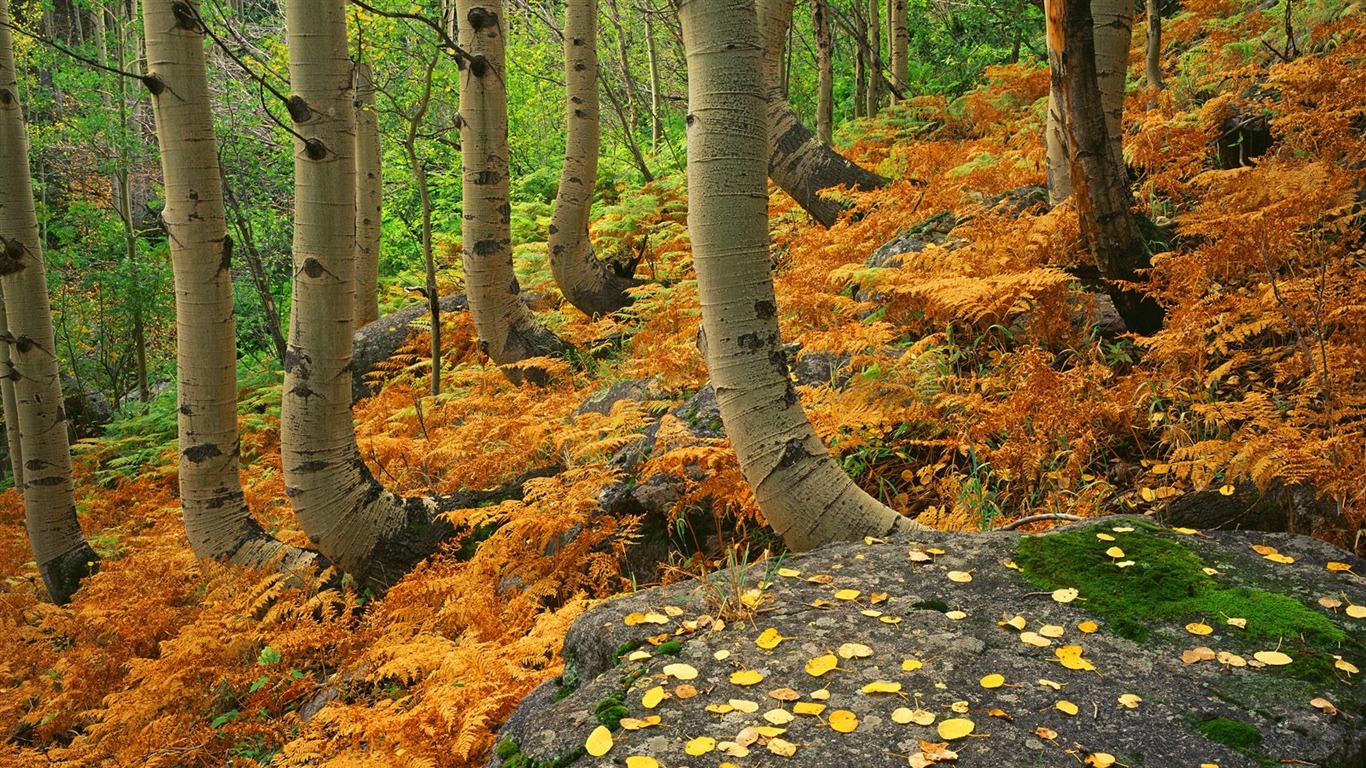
top-left (1196, 716), bottom-right (1262, 750)
top-left (1014, 527), bottom-right (1346, 648)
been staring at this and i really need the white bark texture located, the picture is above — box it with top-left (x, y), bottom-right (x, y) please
top-left (0, 0), bottom-right (97, 603)
top-left (679, 0), bottom-right (925, 550)
top-left (354, 62), bottom-right (382, 328)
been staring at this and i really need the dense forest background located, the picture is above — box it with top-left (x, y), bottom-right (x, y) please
top-left (0, 0), bottom-right (1363, 763)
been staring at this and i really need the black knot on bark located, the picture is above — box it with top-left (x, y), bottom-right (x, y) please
top-left (303, 138), bottom-right (328, 160)
top-left (0, 88), bottom-right (12, 104)
top-left (170, 0), bottom-right (199, 29)
top-left (301, 257), bottom-right (326, 278)
top-left (685, 114), bottom-right (696, 127)
top-left (467, 6), bottom-right (497, 30)
top-left (0, 239), bottom-right (24, 275)
top-left (469, 56), bottom-right (489, 78)
top-left (285, 95), bottom-right (313, 123)
top-left (141, 74), bottom-right (166, 95)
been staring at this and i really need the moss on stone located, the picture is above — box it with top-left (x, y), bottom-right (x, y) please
top-left (593, 692), bottom-right (628, 730)
top-left (1196, 716), bottom-right (1262, 750)
top-left (655, 640), bottom-right (682, 656)
top-left (612, 639), bottom-right (641, 665)
top-left (911, 599), bottom-right (950, 613)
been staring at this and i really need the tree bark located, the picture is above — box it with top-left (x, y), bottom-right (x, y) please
top-left (646, 12), bottom-right (663, 153)
top-left (758, 0), bottom-right (888, 228)
top-left (354, 62), bottom-right (382, 328)
top-left (853, 4), bottom-right (866, 118)
top-left (1047, 0), bottom-right (1164, 335)
top-left (143, 0), bottom-right (320, 572)
top-left (280, 0), bottom-right (448, 588)
top-left (1047, 0), bottom-right (1131, 203)
top-left (459, 0), bottom-right (568, 365)
top-left (1145, 0), bottom-right (1163, 95)
top-left (811, 0), bottom-right (833, 144)
top-left (550, 0), bottom-right (637, 318)
top-left (679, 0), bottom-right (926, 551)
top-left (0, 0), bottom-right (98, 604)
top-left (890, 0), bottom-right (907, 103)
top-left (865, 0), bottom-right (880, 115)
top-left (0, 292), bottom-right (22, 487)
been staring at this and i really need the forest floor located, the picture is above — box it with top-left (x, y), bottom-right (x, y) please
top-left (1, 0), bottom-right (1363, 765)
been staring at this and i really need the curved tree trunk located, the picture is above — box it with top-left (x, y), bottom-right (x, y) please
top-left (459, 0), bottom-right (567, 365)
top-left (281, 0), bottom-right (449, 588)
top-left (890, 0), bottom-right (907, 103)
top-left (549, 0), bottom-right (638, 318)
top-left (758, 0), bottom-right (887, 228)
top-left (1047, 0), bottom-right (1164, 335)
top-left (811, 0), bottom-right (833, 144)
top-left (1047, 0), bottom-right (1131, 203)
top-left (0, 0), bottom-right (98, 604)
top-left (143, 0), bottom-right (321, 572)
top-left (853, 6), bottom-right (866, 119)
top-left (865, 0), bottom-right (880, 115)
top-left (1145, 0), bottom-right (1163, 96)
top-left (354, 62), bottom-right (382, 328)
top-left (679, 0), bottom-right (926, 551)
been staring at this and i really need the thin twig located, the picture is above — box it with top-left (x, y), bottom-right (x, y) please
top-left (0, 19), bottom-right (150, 84)
top-left (995, 513), bottom-right (1084, 531)
top-left (349, 0), bottom-right (477, 67)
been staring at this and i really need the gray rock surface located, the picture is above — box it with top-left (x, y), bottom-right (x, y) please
top-left (865, 211), bottom-right (965, 270)
top-left (490, 519), bottom-right (1365, 768)
top-left (351, 294), bottom-right (468, 402)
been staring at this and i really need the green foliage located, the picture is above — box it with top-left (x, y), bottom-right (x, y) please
top-left (1196, 716), bottom-right (1262, 750)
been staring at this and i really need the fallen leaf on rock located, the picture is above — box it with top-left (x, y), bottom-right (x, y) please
top-left (927, 548), bottom-right (947, 555)
top-left (947, 571), bottom-right (973, 583)
top-left (1113, 525), bottom-right (1134, 532)
top-left (674, 684), bottom-right (698, 699)
top-left (1038, 679), bottom-right (1063, 690)
top-left (1185, 622), bottom-right (1213, 636)
top-left (620, 716), bottom-right (663, 730)
top-left (881, 615), bottom-right (903, 624)
top-left (777, 567), bottom-right (801, 578)
top-left (624, 612), bottom-right (646, 626)
top-left (861, 609), bottom-right (884, 617)
top-left (1310, 697), bottom-right (1339, 716)
top-left (1172, 527), bottom-right (1200, 535)
top-left (685, 736), bottom-right (716, 756)
top-left (705, 703), bottom-right (734, 714)
top-left (1254, 650), bottom-right (1293, 666)
top-left (1347, 604), bottom-right (1366, 619)
top-left (1326, 562), bottom-right (1353, 573)
top-left (1055, 700), bottom-right (1079, 715)
top-left (1052, 588), bottom-right (1079, 603)
top-left (937, 718), bottom-right (975, 740)
top-left (809, 688), bottom-right (831, 700)
top-left (979, 674), bottom-right (1005, 689)
top-left (891, 707), bottom-right (916, 724)
top-left (863, 681), bottom-right (903, 694)
top-left (626, 649), bottom-right (652, 662)
top-left (1040, 624), bottom-right (1065, 638)
top-left (766, 738), bottom-right (797, 757)
top-left (1034, 726), bottom-right (1058, 740)
top-left (585, 725), bottom-right (614, 756)
top-left (1020, 632), bottom-right (1051, 647)
top-left (730, 670), bottom-right (764, 686)
top-left (1117, 694), bottom-right (1142, 708)
top-left (642, 686), bottom-right (667, 708)
top-left (909, 550), bottom-right (933, 563)
top-left (806, 574), bottom-right (834, 585)
top-left (768, 687), bottom-right (801, 701)
top-left (729, 698), bottom-right (759, 713)
top-left (643, 612), bottom-right (670, 624)
top-left (794, 702), bottom-right (825, 716)
top-left (829, 710), bottom-right (859, 733)
top-left (1001, 615), bottom-right (1027, 630)
top-left (811, 599), bottom-right (834, 608)
top-left (902, 659), bottom-right (924, 671)
top-left (625, 756), bottom-right (658, 768)
top-left (1264, 553), bottom-right (1295, 564)
top-left (1182, 647), bottom-right (1216, 664)
top-left (754, 726), bottom-right (786, 738)
top-left (1216, 651), bottom-right (1246, 668)
top-left (871, 592), bottom-right (889, 604)
top-left (1225, 617), bottom-right (1247, 629)
top-left (714, 649), bottom-right (731, 660)
top-left (950, 700), bottom-right (970, 713)
top-left (720, 742), bottom-right (749, 758)
top-left (1078, 620), bottom-right (1099, 634)
top-left (663, 663), bottom-right (698, 680)
top-left (838, 642), bottom-right (873, 659)
top-left (1333, 656), bottom-right (1359, 675)
top-left (756, 628), bottom-right (785, 649)
top-left (945, 610), bottom-right (968, 620)
top-left (764, 709), bottom-right (795, 725)
top-left (1085, 753), bottom-right (1117, 767)
top-left (734, 727), bottom-right (759, 747)
top-left (806, 654), bottom-right (839, 676)
top-left (987, 708), bottom-right (1012, 720)
top-left (834, 589), bottom-right (861, 601)
top-left (1056, 645), bottom-right (1096, 671)
top-left (1251, 544), bottom-right (1279, 556)
top-left (1202, 567), bottom-right (1221, 576)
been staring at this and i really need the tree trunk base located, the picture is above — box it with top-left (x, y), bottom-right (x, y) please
top-left (38, 542), bottom-right (99, 604)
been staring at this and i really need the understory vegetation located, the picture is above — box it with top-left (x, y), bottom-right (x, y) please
top-left (1, 0), bottom-right (1363, 764)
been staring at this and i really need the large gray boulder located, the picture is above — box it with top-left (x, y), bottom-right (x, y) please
top-left (351, 294), bottom-right (468, 402)
top-left (490, 519), bottom-right (1364, 768)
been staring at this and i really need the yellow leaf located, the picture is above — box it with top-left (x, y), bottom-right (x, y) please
top-left (1254, 650), bottom-right (1293, 666)
top-left (1086, 753), bottom-right (1117, 767)
top-left (828, 710), bottom-right (859, 733)
top-left (950, 700), bottom-right (970, 713)
top-left (805, 654), bottom-right (839, 676)
top-left (902, 658), bottom-right (924, 671)
top-left (1117, 693), bottom-right (1142, 708)
top-left (838, 642), bottom-right (873, 659)
top-left (766, 738), bottom-right (797, 757)
top-left (1039, 624), bottom-right (1065, 638)
top-left (908, 550), bottom-right (933, 563)
top-left (833, 589), bottom-right (861, 601)
top-left (713, 649), bottom-right (731, 660)
top-left (1052, 588), bottom-right (1079, 603)
top-left (730, 670), bottom-right (764, 686)
top-left (624, 612), bottom-right (646, 626)
top-left (1096, 533), bottom-right (1116, 541)
top-left (1035, 726), bottom-right (1058, 739)
top-left (764, 709), bottom-right (795, 725)
top-left (728, 698), bottom-right (759, 713)
top-left (860, 609), bottom-right (883, 617)
top-left (777, 567), bottom-right (801, 577)
top-left (979, 674), bottom-right (1005, 689)
top-left (1152, 463), bottom-right (1170, 475)
top-left (871, 592), bottom-right (888, 604)
top-left (1219, 484), bottom-right (1235, 496)
top-left (807, 574), bottom-right (834, 584)
top-left (880, 615), bottom-right (902, 624)
top-left (926, 548), bottom-right (946, 555)
top-left (947, 570), bottom-right (973, 583)
top-left (1334, 657), bottom-right (1359, 674)
top-left (1251, 544), bottom-right (1279, 556)
top-left (585, 725), bottom-right (614, 756)
top-left (705, 703), bottom-right (733, 714)
top-left (891, 707), bottom-right (916, 724)
top-left (1310, 697), bottom-right (1338, 715)
top-left (1105, 547), bottom-right (1125, 558)
top-left (753, 726), bottom-right (786, 738)
top-left (641, 686), bottom-right (667, 709)
top-left (768, 687), bottom-right (801, 701)
top-left (945, 610), bottom-right (967, 620)
top-left (626, 650), bottom-right (652, 662)
top-left (1038, 678), bottom-right (1063, 690)
top-left (663, 606), bottom-right (684, 616)
top-left (1326, 562), bottom-right (1353, 573)
top-left (1172, 527), bottom-right (1200, 535)
top-left (1348, 605), bottom-right (1366, 619)
top-left (862, 681), bottom-right (902, 694)
top-left (1001, 615), bottom-right (1027, 631)
top-left (793, 702), bottom-right (826, 716)
top-left (1264, 553), bottom-right (1295, 564)
top-left (1140, 487), bottom-right (1156, 502)
top-left (936, 718), bottom-right (975, 740)
top-left (674, 684), bottom-right (698, 699)
top-left (1078, 620), bottom-right (1099, 633)
top-left (809, 688), bottom-right (830, 700)
top-left (1216, 651), bottom-right (1246, 667)
top-left (1226, 617), bottom-right (1247, 629)
top-left (625, 757), bottom-right (659, 768)
top-left (1055, 700), bottom-right (1079, 715)
top-left (663, 663), bottom-right (698, 680)
top-left (756, 628), bottom-right (785, 649)
top-left (620, 717), bottom-right (661, 730)
top-left (1020, 632), bottom-right (1051, 647)
top-left (643, 612), bottom-right (670, 624)
top-left (684, 736), bottom-right (716, 756)
top-left (1182, 647), bottom-right (1216, 664)
top-left (1185, 622), bottom-right (1213, 636)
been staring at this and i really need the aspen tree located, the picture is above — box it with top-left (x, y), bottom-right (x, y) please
top-left (1047, 0), bottom-right (1164, 334)
top-left (142, 0), bottom-right (320, 570)
top-left (0, 0), bottom-right (98, 603)
top-left (810, 0), bottom-right (833, 144)
top-left (1145, 0), bottom-right (1163, 94)
top-left (1046, 0), bottom-right (1131, 203)
top-left (458, 0), bottom-right (567, 364)
top-left (280, 0), bottom-right (448, 586)
top-left (890, 0), bottom-right (907, 104)
top-left (354, 62), bottom-right (382, 328)
top-left (549, 0), bottom-right (637, 317)
top-left (865, 0), bottom-right (880, 115)
top-left (680, 0), bottom-right (926, 550)
top-left (0, 295), bottom-right (21, 487)
top-left (757, 0), bottom-right (887, 228)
